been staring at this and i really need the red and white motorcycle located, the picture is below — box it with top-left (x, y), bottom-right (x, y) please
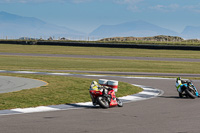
top-left (89, 79), bottom-right (123, 109)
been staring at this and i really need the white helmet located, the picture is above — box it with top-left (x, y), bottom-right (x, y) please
top-left (91, 81), bottom-right (98, 85)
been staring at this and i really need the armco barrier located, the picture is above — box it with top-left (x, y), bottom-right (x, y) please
top-left (1, 40), bottom-right (200, 50)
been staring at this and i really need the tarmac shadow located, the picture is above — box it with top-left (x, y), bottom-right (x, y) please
top-left (65, 103), bottom-right (121, 109)
top-left (159, 95), bottom-right (184, 99)
top-left (66, 103), bottom-right (101, 109)
top-left (159, 95), bottom-right (197, 99)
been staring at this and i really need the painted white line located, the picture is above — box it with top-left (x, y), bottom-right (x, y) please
top-left (124, 76), bottom-right (174, 80)
top-left (84, 75), bottom-right (107, 77)
top-left (13, 71), bottom-right (38, 74)
top-left (11, 106), bottom-right (60, 113)
top-left (47, 73), bottom-right (73, 76)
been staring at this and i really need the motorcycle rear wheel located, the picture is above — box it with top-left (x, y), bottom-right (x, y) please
top-left (97, 96), bottom-right (109, 109)
top-left (185, 88), bottom-right (196, 99)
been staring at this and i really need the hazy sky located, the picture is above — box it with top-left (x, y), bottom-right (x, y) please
top-left (0, 0), bottom-right (200, 33)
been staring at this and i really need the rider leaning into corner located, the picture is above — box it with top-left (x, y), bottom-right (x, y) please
top-left (89, 81), bottom-right (109, 105)
top-left (89, 81), bottom-right (104, 106)
top-left (175, 77), bottom-right (200, 98)
top-left (176, 77), bottom-right (184, 94)
top-left (90, 81), bottom-right (99, 91)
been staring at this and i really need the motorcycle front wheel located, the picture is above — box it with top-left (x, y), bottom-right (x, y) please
top-left (179, 92), bottom-right (183, 98)
top-left (185, 88), bottom-right (196, 99)
top-left (97, 96), bottom-right (109, 109)
top-left (116, 98), bottom-right (123, 107)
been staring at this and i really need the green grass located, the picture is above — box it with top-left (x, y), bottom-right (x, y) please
top-left (1, 43), bottom-right (200, 59)
top-left (0, 55), bottom-right (200, 74)
top-left (0, 73), bottom-right (142, 110)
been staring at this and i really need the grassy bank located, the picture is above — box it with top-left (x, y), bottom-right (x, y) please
top-left (0, 73), bottom-right (142, 110)
top-left (98, 40), bottom-right (200, 46)
top-left (1, 38), bottom-right (200, 46)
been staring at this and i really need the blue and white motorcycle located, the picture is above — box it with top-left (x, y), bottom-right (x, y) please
top-left (176, 77), bottom-right (199, 99)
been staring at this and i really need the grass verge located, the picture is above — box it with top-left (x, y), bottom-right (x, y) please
top-left (1, 43), bottom-right (200, 59)
top-left (0, 73), bottom-right (142, 110)
top-left (1, 55), bottom-right (200, 74)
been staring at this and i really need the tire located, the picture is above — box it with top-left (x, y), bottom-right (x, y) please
top-left (185, 88), bottom-right (196, 99)
top-left (179, 92), bottom-right (183, 98)
top-left (97, 96), bottom-right (109, 109)
top-left (116, 98), bottom-right (123, 107)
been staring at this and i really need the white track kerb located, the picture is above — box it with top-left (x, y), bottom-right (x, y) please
top-left (0, 70), bottom-right (165, 116)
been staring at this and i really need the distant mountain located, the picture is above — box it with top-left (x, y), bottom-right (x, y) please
top-left (0, 11), bottom-right (85, 39)
top-left (1, 11), bottom-right (200, 40)
top-left (89, 20), bottom-right (179, 38)
top-left (181, 26), bottom-right (200, 39)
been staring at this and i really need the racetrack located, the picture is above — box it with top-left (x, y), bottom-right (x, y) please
top-left (0, 71), bottom-right (200, 133)
top-left (1, 53), bottom-right (200, 133)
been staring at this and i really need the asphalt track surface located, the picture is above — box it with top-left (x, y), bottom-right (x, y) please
top-left (0, 73), bottom-right (200, 133)
top-left (1, 53), bottom-right (200, 133)
top-left (0, 76), bottom-right (47, 93)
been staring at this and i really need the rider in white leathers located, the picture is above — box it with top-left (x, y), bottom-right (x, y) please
top-left (176, 77), bottom-right (183, 93)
